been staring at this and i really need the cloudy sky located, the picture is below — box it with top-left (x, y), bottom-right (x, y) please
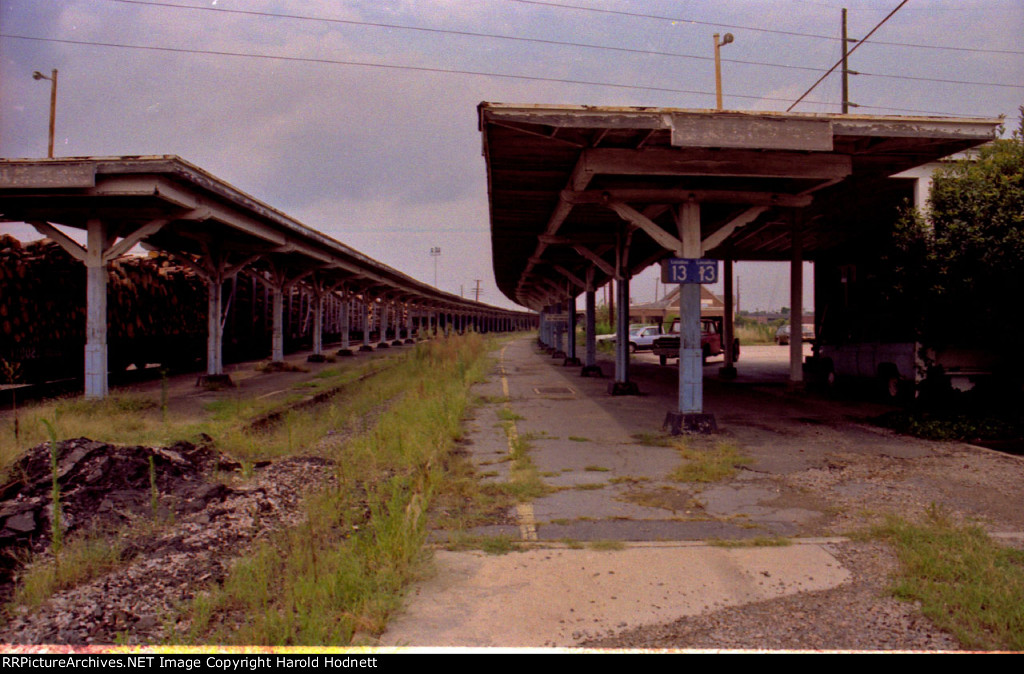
top-left (2, 0), bottom-right (1021, 311)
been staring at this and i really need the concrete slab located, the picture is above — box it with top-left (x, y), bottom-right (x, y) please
top-left (380, 542), bottom-right (850, 648)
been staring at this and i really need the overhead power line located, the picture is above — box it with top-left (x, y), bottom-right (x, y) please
top-left (789, 0), bottom-right (910, 112)
top-left (506, 0), bottom-right (1024, 55)
top-left (1, 32), bottom-right (993, 118)
top-left (96, 0), bottom-right (1023, 91)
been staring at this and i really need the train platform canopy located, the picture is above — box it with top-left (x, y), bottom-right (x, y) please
top-left (0, 155), bottom-right (507, 314)
top-left (477, 103), bottom-right (1002, 310)
top-left (0, 155), bottom-right (534, 398)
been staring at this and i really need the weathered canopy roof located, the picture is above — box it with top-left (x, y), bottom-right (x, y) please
top-left (0, 155), bottom-right (527, 316)
top-left (478, 103), bottom-right (1002, 309)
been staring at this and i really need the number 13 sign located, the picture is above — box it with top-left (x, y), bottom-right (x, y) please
top-left (661, 258), bottom-right (719, 284)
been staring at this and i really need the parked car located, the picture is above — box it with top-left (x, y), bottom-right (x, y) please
top-left (611, 324), bottom-right (663, 352)
top-left (775, 323), bottom-right (815, 346)
top-left (597, 323), bottom-right (649, 344)
top-left (652, 317), bottom-right (739, 365)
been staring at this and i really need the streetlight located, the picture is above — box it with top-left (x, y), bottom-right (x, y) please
top-left (430, 246), bottom-right (441, 287)
top-left (712, 33), bottom-right (733, 111)
top-left (33, 69), bottom-right (58, 158)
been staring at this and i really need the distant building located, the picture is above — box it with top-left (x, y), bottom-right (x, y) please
top-left (630, 286), bottom-right (724, 327)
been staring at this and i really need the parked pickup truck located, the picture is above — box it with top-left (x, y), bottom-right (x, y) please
top-left (809, 342), bottom-right (997, 400)
top-left (652, 316), bottom-right (740, 366)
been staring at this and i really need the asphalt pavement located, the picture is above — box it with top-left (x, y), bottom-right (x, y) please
top-left (379, 337), bottom-right (861, 648)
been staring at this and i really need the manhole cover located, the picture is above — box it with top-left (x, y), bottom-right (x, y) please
top-left (533, 386), bottom-right (576, 399)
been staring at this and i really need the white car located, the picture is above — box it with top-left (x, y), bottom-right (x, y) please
top-left (614, 325), bottom-right (662, 353)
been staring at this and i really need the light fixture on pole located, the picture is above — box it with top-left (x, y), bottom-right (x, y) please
top-left (712, 33), bottom-right (733, 111)
top-left (32, 69), bottom-right (58, 158)
top-left (430, 246), bottom-right (441, 287)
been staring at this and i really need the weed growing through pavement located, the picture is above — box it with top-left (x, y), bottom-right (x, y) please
top-left (708, 537), bottom-right (792, 548)
top-left (589, 540), bottom-right (626, 551)
top-left (496, 409), bottom-right (524, 422)
top-left (182, 333), bottom-right (505, 645)
top-left (870, 504), bottom-right (1024, 651)
top-left (669, 441), bottom-right (752, 483)
top-left (632, 432), bottom-right (676, 447)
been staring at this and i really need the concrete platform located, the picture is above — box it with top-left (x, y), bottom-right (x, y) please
top-left (380, 337), bottom-right (883, 647)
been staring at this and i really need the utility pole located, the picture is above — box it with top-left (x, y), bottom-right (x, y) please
top-left (841, 9), bottom-right (859, 114)
top-left (713, 33), bottom-right (734, 111)
top-left (473, 279), bottom-right (482, 302)
top-left (32, 69), bottom-right (58, 158)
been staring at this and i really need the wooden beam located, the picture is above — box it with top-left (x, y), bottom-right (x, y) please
top-left (581, 148), bottom-right (852, 180)
top-left (28, 221), bottom-right (86, 262)
top-left (102, 216), bottom-right (173, 262)
top-left (668, 114), bottom-right (833, 151)
top-left (571, 245), bottom-right (615, 277)
top-left (561, 188), bottom-right (812, 208)
top-left (700, 207), bottom-right (768, 254)
top-left (607, 201), bottom-right (684, 253)
top-left (553, 265), bottom-right (586, 289)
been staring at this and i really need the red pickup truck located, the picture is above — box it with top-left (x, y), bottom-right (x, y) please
top-left (651, 317), bottom-right (739, 366)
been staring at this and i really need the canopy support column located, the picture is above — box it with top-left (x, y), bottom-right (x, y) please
top-left (790, 211), bottom-right (804, 386)
top-left (665, 201), bottom-right (716, 434)
top-left (609, 229), bottom-right (638, 395)
top-left (719, 258), bottom-right (738, 379)
top-left (581, 268), bottom-right (602, 377)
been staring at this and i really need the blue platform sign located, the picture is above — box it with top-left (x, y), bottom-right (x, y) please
top-left (661, 258), bottom-right (719, 284)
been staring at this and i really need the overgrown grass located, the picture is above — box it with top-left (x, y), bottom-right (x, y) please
top-left (183, 333), bottom-right (496, 645)
top-left (632, 432), bottom-right (677, 447)
top-left (0, 357), bottom-right (397, 479)
top-left (443, 533), bottom-right (519, 555)
top-left (708, 537), bottom-right (792, 548)
top-left (13, 532), bottom-right (124, 608)
top-left (870, 507), bottom-right (1024, 651)
top-left (734, 322), bottom-right (780, 346)
top-left (668, 441), bottom-right (752, 483)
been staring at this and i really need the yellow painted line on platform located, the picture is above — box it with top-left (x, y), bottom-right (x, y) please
top-left (500, 345), bottom-right (538, 542)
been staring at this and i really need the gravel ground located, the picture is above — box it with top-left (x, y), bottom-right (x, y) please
top-left (580, 540), bottom-right (963, 651)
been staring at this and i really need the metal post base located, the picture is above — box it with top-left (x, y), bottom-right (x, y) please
top-left (608, 381), bottom-right (640, 396)
top-left (663, 411), bottom-right (717, 435)
top-left (563, 357), bottom-right (581, 366)
top-left (196, 374), bottom-right (234, 390)
top-left (718, 365), bottom-right (738, 380)
top-left (377, 342), bottom-right (390, 349)
top-left (551, 350), bottom-right (566, 359)
top-left (307, 354), bottom-right (327, 363)
top-left (581, 365), bottom-right (604, 378)
top-left (336, 348), bottom-right (355, 357)
top-left (358, 345), bottom-right (374, 352)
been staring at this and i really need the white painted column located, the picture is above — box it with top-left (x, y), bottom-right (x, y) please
top-left (362, 299), bottom-right (371, 349)
top-left (678, 202), bottom-right (703, 414)
top-left (614, 275), bottom-right (630, 383)
top-left (312, 293), bottom-right (324, 356)
top-left (84, 219), bottom-right (109, 399)
top-left (340, 293), bottom-right (351, 350)
top-left (271, 286), bottom-right (285, 362)
top-left (585, 273), bottom-right (597, 368)
top-left (790, 212), bottom-right (804, 384)
top-left (206, 275), bottom-right (224, 376)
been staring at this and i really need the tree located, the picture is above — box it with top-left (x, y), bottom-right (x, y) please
top-left (890, 110), bottom-right (1024, 372)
